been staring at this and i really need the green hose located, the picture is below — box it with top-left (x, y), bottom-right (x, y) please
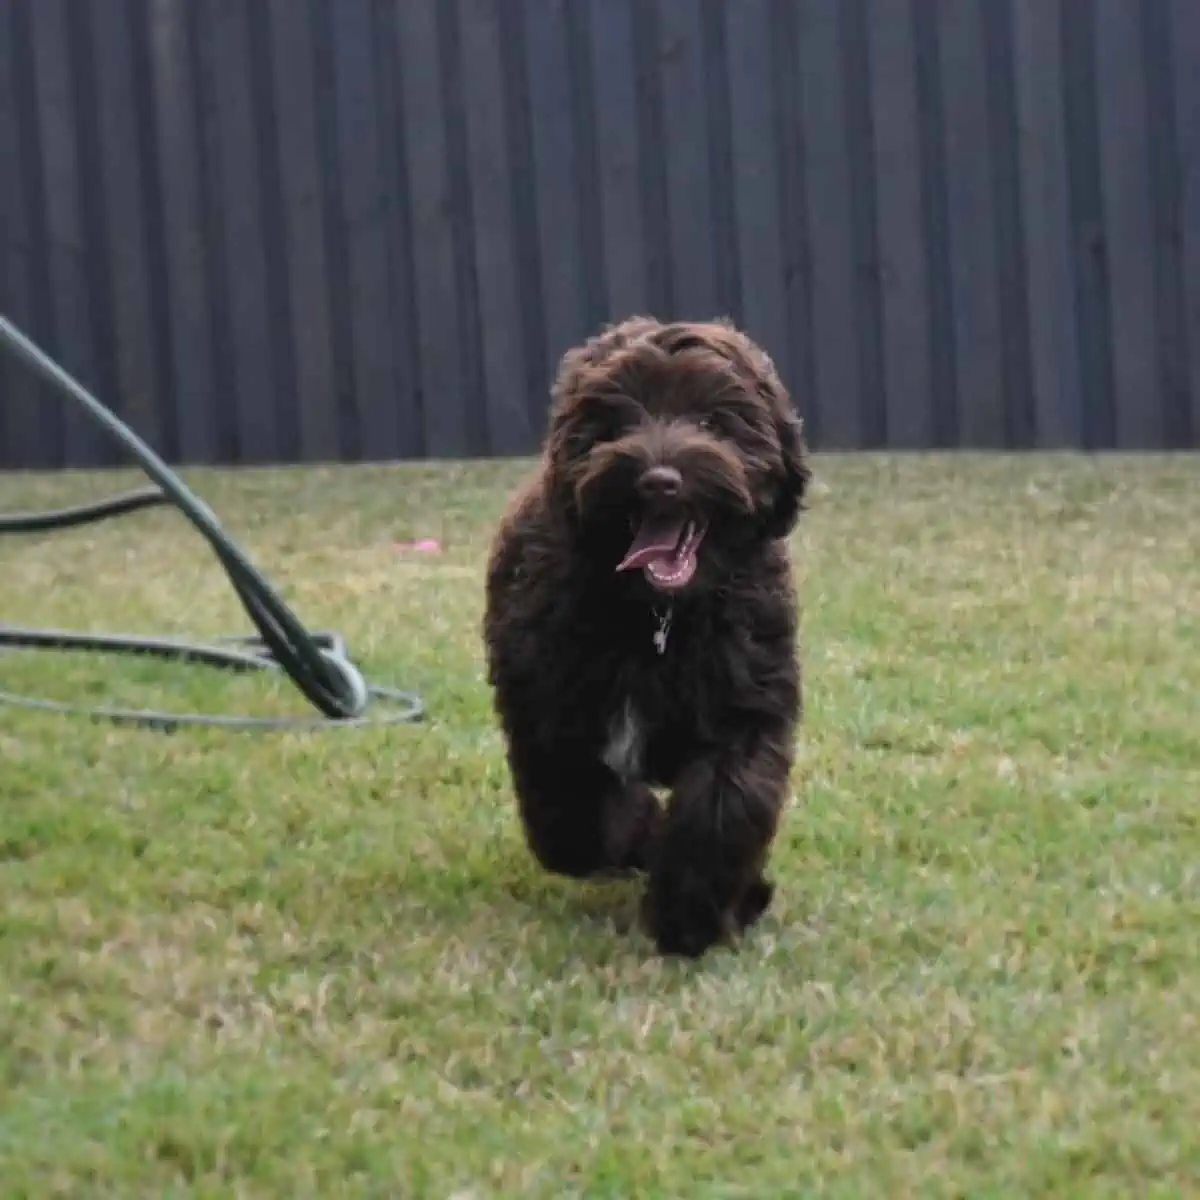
top-left (0, 314), bottom-right (425, 731)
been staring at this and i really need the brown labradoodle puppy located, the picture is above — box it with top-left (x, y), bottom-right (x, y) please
top-left (482, 316), bottom-right (810, 958)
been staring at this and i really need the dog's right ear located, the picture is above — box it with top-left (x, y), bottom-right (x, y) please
top-left (762, 399), bottom-right (811, 539)
top-left (538, 342), bottom-right (594, 524)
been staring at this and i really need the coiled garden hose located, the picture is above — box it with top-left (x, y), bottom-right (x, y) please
top-left (0, 314), bottom-right (425, 731)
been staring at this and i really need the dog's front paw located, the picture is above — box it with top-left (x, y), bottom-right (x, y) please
top-left (642, 864), bottom-right (775, 957)
top-left (640, 863), bottom-right (727, 959)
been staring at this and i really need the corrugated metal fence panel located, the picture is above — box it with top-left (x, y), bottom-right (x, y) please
top-left (0, 0), bottom-right (1197, 467)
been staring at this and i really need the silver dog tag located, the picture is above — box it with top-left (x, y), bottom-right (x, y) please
top-left (652, 607), bottom-right (672, 655)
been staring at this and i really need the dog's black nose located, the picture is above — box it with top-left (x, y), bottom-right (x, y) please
top-left (637, 465), bottom-right (683, 501)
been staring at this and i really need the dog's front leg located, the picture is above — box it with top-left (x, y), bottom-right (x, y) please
top-left (641, 733), bottom-right (790, 958)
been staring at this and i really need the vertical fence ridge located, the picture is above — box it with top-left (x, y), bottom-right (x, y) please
top-left (1012, 0), bottom-right (1082, 448)
top-left (497, 0), bottom-right (548, 438)
top-left (0, 0), bottom-right (44, 467)
top-left (868, 0), bottom-right (934, 450)
top-left (726, 0), bottom-right (788, 399)
top-left (65, 0), bottom-right (119, 468)
top-left (28, 0), bottom-right (85, 467)
top-left (769, 0), bottom-right (818, 446)
top-left (588, 0), bottom-right (651, 321)
top-left (1062, 0), bottom-right (1116, 450)
top-left (1097, 0), bottom-right (1163, 450)
top-left (521, 0), bottom-right (587, 393)
top-left (1142, 0), bottom-right (1193, 451)
top-left (128, 0), bottom-right (180, 463)
top-left (439, 0), bottom-right (489, 459)
top-left (912, 0), bottom-right (960, 449)
top-left (245, 0), bottom-right (300, 464)
top-left (700, 0), bottom-right (740, 325)
top-left (1169, 0), bottom-right (1200, 450)
top-left (148, 0), bottom-right (219, 465)
top-left (841, 0), bottom-right (887, 448)
top-left (981, 0), bottom-right (1035, 450)
top-left (0, 0), bottom-right (1196, 466)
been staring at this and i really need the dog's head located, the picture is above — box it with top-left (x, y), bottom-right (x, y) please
top-left (542, 316), bottom-right (810, 595)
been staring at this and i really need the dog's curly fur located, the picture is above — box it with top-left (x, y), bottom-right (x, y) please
top-left (482, 315), bottom-right (810, 958)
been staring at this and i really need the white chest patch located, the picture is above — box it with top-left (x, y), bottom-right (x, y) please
top-left (601, 697), bottom-right (644, 783)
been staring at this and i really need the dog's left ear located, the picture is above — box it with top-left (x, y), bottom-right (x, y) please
top-left (762, 388), bottom-right (811, 540)
top-left (675, 321), bottom-right (810, 539)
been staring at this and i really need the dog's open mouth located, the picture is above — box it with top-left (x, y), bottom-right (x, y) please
top-left (615, 516), bottom-right (707, 591)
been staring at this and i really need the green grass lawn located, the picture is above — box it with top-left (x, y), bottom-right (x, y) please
top-left (1, 453), bottom-right (1197, 1196)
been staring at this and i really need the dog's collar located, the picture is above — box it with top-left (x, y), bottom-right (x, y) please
top-left (652, 604), bottom-right (673, 656)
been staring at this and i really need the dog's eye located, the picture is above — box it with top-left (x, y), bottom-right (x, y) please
top-left (581, 395), bottom-right (642, 448)
top-left (591, 420), bottom-right (627, 447)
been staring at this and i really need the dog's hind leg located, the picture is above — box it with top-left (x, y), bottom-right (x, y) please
top-left (732, 874), bottom-right (775, 930)
top-left (508, 747), bottom-right (661, 879)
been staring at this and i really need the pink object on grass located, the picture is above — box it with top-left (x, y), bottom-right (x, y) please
top-left (394, 538), bottom-right (442, 553)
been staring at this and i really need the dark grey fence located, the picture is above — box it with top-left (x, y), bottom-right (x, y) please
top-left (1, 0), bottom-right (1198, 469)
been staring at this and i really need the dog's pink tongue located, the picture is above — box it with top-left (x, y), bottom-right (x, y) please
top-left (616, 516), bottom-right (687, 572)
